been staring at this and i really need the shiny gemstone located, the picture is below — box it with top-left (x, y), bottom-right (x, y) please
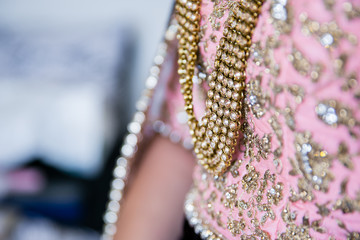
top-left (312, 175), bottom-right (319, 183)
top-left (301, 143), bottom-right (312, 155)
top-left (272, 4), bottom-right (287, 21)
top-left (316, 103), bottom-right (338, 125)
top-left (225, 192), bottom-right (231, 199)
top-left (303, 162), bottom-right (313, 173)
top-left (324, 109), bottom-right (338, 124)
top-left (320, 33), bottom-right (334, 47)
top-left (249, 95), bottom-right (257, 105)
top-left (316, 103), bottom-right (327, 115)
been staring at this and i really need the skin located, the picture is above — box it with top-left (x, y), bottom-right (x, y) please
top-left (115, 136), bottom-right (195, 240)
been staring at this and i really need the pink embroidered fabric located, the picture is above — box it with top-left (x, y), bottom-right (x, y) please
top-left (157, 0), bottom-right (360, 238)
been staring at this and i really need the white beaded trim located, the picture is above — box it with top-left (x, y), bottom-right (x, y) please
top-left (152, 120), bottom-right (193, 150)
top-left (184, 188), bottom-right (225, 240)
top-left (101, 21), bottom-right (178, 240)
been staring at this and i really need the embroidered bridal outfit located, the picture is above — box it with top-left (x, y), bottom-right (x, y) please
top-left (103, 0), bottom-right (360, 239)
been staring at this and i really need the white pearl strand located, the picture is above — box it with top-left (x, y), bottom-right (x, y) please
top-left (101, 21), bottom-right (180, 240)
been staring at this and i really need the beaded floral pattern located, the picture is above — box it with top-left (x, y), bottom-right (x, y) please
top-left (159, 0), bottom-right (360, 239)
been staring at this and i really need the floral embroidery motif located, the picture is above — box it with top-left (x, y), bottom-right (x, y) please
top-left (247, 76), bottom-right (270, 118)
top-left (300, 13), bottom-right (358, 48)
top-left (183, 0), bottom-right (360, 238)
top-left (227, 217), bottom-right (245, 236)
top-left (316, 100), bottom-right (359, 137)
top-left (288, 47), bottom-right (323, 82)
top-left (278, 205), bottom-right (313, 239)
top-left (294, 132), bottom-right (333, 193)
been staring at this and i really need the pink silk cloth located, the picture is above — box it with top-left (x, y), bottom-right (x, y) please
top-left (156, 0), bottom-right (360, 238)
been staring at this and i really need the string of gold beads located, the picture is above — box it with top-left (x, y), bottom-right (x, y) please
top-left (175, 0), bottom-right (264, 176)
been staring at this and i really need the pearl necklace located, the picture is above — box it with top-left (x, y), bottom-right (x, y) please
top-left (175, 0), bottom-right (264, 176)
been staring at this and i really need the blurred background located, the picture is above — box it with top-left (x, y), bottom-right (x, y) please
top-left (0, 0), bottom-right (172, 239)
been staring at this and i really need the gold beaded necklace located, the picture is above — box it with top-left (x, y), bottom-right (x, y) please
top-left (175, 0), bottom-right (264, 176)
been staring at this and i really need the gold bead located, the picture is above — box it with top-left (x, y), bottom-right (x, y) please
top-left (175, 0), bottom-right (263, 175)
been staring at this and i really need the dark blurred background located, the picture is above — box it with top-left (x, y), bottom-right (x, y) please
top-left (0, 1), bottom-right (172, 239)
